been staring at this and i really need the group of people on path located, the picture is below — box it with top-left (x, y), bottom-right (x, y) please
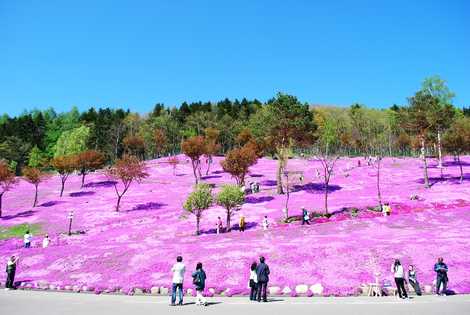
top-left (169, 255), bottom-right (270, 306)
top-left (391, 257), bottom-right (449, 299)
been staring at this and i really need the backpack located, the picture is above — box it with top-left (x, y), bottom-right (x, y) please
top-left (193, 272), bottom-right (201, 285)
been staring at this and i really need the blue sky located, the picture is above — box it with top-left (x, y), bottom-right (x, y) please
top-left (1, 0), bottom-right (469, 116)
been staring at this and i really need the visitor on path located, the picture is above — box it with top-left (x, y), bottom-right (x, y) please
top-left (301, 207), bottom-right (310, 225)
top-left (239, 215), bottom-right (246, 232)
top-left (5, 255), bottom-right (19, 290)
top-left (249, 262), bottom-right (258, 301)
top-left (192, 262), bottom-right (207, 306)
top-left (391, 259), bottom-right (408, 299)
top-left (382, 203), bottom-right (391, 216)
top-left (253, 182), bottom-right (260, 193)
top-left (434, 257), bottom-right (449, 296)
top-left (262, 216), bottom-right (269, 230)
top-left (256, 256), bottom-right (270, 302)
top-left (216, 217), bottom-right (223, 234)
top-left (407, 265), bottom-right (422, 296)
top-left (42, 234), bottom-right (50, 248)
top-left (23, 230), bottom-right (32, 248)
top-left (170, 256), bottom-right (186, 306)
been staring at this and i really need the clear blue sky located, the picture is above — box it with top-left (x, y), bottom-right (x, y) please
top-left (1, 0), bottom-right (469, 116)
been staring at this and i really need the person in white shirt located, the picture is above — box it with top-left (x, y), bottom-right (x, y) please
top-left (42, 234), bottom-right (50, 248)
top-left (391, 259), bottom-right (408, 299)
top-left (170, 256), bottom-right (186, 306)
top-left (262, 216), bottom-right (269, 230)
top-left (249, 262), bottom-right (258, 301)
top-left (23, 231), bottom-right (32, 248)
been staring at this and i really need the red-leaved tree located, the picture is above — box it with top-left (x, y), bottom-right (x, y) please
top-left (76, 150), bottom-right (105, 187)
top-left (23, 166), bottom-right (51, 207)
top-left (0, 160), bottom-right (18, 217)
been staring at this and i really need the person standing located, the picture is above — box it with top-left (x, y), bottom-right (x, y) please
top-left (216, 217), bottom-right (223, 234)
top-left (434, 257), bottom-right (449, 296)
top-left (256, 256), bottom-right (270, 302)
top-left (249, 262), bottom-right (258, 301)
top-left (239, 215), bottom-right (246, 232)
top-left (192, 262), bottom-right (207, 306)
top-left (301, 207), bottom-right (310, 225)
top-left (262, 216), bottom-right (269, 231)
top-left (23, 230), bottom-right (32, 248)
top-left (407, 265), bottom-right (422, 296)
top-left (42, 234), bottom-right (50, 248)
top-left (391, 259), bottom-right (408, 299)
top-left (5, 256), bottom-right (19, 290)
top-left (170, 256), bottom-right (186, 306)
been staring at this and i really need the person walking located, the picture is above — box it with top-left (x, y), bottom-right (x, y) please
top-left (262, 216), bottom-right (269, 231)
top-left (5, 256), bottom-right (19, 290)
top-left (216, 217), bottom-right (223, 234)
top-left (42, 234), bottom-right (50, 248)
top-left (239, 215), bottom-right (246, 232)
top-left (301, 207), bottom-right (310, 225)
top-left (23, 230), bottom-right (32, 248)
top-left (407, 265), bottom-right (422, 296)
top-left (249, 262), bottom-right (258, 301)
top-left (192, 262), bottom-right (207, 306)
top-left (256, 256), bottom-right (270, 302)
top-left (170, 256), bottom-right (186, 306)
top-left (434, 257), bottom-right (449, 296)
top-left (391, 259), bottom-right (408, 299)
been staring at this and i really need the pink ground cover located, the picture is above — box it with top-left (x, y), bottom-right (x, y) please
top-left (1, 156), bottom-right (469, 295)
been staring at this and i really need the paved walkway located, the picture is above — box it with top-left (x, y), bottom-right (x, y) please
top-left (1, 290), bottom-right (470, 315)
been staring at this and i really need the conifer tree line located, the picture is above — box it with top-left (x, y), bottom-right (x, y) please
top-left (0, 75), bottom-right (469, 177)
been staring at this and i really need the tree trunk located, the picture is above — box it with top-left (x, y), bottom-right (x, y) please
top-left (0, 192), bottom-right (3, 217)
top-left (421, 138), bottom-right (430, 188)
top-left (457, 155), bottom-right (463, 184)
top-left (206, 156), bottom-right (211, 175)
top-left (376, 159), bottom-right (382, 210)
top-left (196, 214), bottom-right (200, 235)
top-left (197, 159), bottom-right (202, 178)
top-left (437, 129), bottom-right (443, 178)
top-left (324, 180), bottom-right (329, 215)
top-left (81, 172), bottom-right (86, 188)
top-left (116, 195), bottom-right (122, 212)
top-left (60, 178), bottom-right (65, 197)
top-left (33, 185), bottom-right (38, 207)
top-left (191, 160), bottom-right (199, 185)
top-left (226, 209), bottom-right (231, 232)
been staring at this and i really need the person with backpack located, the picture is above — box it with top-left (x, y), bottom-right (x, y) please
top-left (249, 262), bottom-right (258, 301)
top-left (407, 265), bottom-right (422, 296)
top-left (391, 259), bottom-right (408, 299)
top-left (301, 207), bottom-right (310, 225)
top-left (434, 257), bottom-right (449, 296)
top-left (256, 256), bottom-right (270, 302)
top-left (192, 262), bottom-right (207, 306)
top-left (5, 255), bottom-right (19, 290)
top-left (170, 256), bottom-right (186, 306)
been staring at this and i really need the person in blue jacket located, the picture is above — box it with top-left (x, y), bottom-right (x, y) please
top-left (434, 257), bottom-right (449, 296)
top-left (192, 262), bottom-right (207, 306)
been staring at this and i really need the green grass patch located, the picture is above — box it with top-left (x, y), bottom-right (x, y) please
top-left (0, 223), bottom-right (42, 240)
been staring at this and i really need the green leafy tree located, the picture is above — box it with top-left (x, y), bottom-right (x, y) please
top-left (54, 125), bottom-right (90, 158)
top-left (28, 146), bottom-right (48, 168)
top-left (216, 184), bottom-right (245, 232)
top-left (183, 183), bottom-right (213, 235)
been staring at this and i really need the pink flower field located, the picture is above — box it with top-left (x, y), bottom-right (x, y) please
top-left (1, 156), bottom-right (470, 296)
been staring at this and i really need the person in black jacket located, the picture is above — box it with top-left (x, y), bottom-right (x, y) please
top-left (256, 256), bottom-right (270, 302)
top-left (434, 257), bottom-right (449, 296)
top-left (192, 262), bottom-right (207, 306)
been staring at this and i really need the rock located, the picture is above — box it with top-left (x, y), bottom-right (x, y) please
top-left (310, 283), bottom-right (323, 295)
top-left (49, 284), bottom-right (57, 290)
top-left (159, 287), bottom-right (169, 295)
top-left (186, 288), bottom-right (193, 296)
top-left (282, 287), bottom-right (292, 295)
top-left (150, 287), bottom-right (160, 295)
top-left (295, 284), bottom-right (309, 294)
top-left (208, 288), bottom-right (216, 294)
top-left (134, 288), bottom-right (144, 295)
top-left (64, 285), bottom-right (72, 291)
top-left (72, 285), bottom-right (80, 292)
top-left (268, 286), bottom-right (281, 295)
top-left (424, 285), bottom-right (433, 294)
top-left (37, 281), bottom-right (49, 289)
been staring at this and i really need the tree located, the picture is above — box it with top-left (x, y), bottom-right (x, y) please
top-left (282, 170), bottom-right (303, 220)
top-left (75, 150), bottom-right (105, 187)
top-left (443, 117), bottom-right (470, 183)
top-left (0, 160), bottom-right (17, 217)
top-left (22, 167), bottom-right (51, 207)
top-left (203, 127), bottom-right (220, 175)
top-left (51, 155), bottom-right (76, 197)
top-left (107, 155), bottom-right (149, 211)
top-left (265, 93), bottom-right (315, 194)
top-left (54, 125), bottom-right (90, 157)
top-left (123, 135), bottom-right (146, 160)
top-left (28, 146), bottom-right (48, 168)
top-left (183, 183), bottom-right (213, 235)
top-left (216, 184), bottom-right (245, 232)
top-left (221, 145), bottom-right (258, 186)
top-left (181, 136), bottom-right (206, 184)
top-left (371, 156), bottom-right (383, 210)
top-left (167, 155), bottom-right (180, 176)
top-left (154, 128), bottom-right (167, 158)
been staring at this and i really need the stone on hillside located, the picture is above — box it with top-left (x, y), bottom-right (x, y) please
top-left (159, 287), bottom-right (169, 295)
top-left (150, 287), bottom-right (160, 295)
top-left (268, 286), bottom-right (281, 295)
top-left (295, 284), bottom-right (309, 294)
top-left (282, 286), bottom-right (292, 295)
top-left (208, 288), bottom-right (215, 294)
top-left (310, 283), bottom-right (323, 295)
top-left (134, 288), bottom-right (144, 295)
top-left (186, 288), bottom-right (194, 296)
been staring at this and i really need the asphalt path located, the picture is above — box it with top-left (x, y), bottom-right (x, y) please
top-left (1, 290), bottom-right (469, 315)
